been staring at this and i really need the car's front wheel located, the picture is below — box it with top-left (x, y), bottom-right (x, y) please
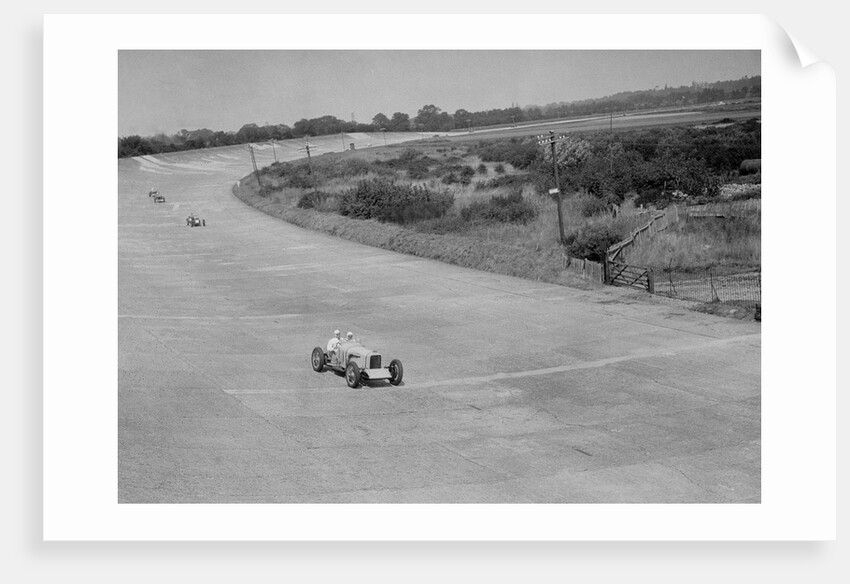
top-left (388, 359), bottom-right (404, 386)
top-left (311, 347), bottom-right (326, 372)
top-left (345, 361), bottom-right (361, 388)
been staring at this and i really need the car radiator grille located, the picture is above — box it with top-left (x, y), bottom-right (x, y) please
top-left (369, 355), bottom-right (381, 369)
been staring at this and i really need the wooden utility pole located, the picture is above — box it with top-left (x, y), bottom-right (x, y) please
top-left (537, 130), bottom-right (567, 244)
top-left (609, 110), bottom-right (614, 174)
top-left (247, 143), bottom-right (262, 187)
top-left (302, 139), bottom-right (313, 174)
top-left (269, 139), bottom-right (278, 163)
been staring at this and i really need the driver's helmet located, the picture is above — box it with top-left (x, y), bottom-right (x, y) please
top-left (346, 332), bottom-right (354, 340)
top-left (334, 329), bottom-right (341, 338)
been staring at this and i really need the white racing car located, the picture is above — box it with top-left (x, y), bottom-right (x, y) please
top-left (311, 337), bottom-right (403, 388)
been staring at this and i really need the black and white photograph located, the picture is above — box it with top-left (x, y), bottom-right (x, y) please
top-left (37, 11), bottom-right (838, 559)
top-left (116, 49), bottom-right (763, 506)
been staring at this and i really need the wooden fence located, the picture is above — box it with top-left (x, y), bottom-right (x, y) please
top-left (563, 255), bottom-right (604, 281)
top-left (686, 199), bottom-right (760, 219)
top-left (607, 206), bottom-right (679, 263)
top-left (561, 203), bottom-right (761, 306)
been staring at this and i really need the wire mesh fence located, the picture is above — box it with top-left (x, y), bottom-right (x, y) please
top-left (651, 268), bottom-right (761, 304)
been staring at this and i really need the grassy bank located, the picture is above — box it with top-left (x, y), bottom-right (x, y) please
top-left (232, 127), bottom-right (760, 312)
top-left (232, 176), bottom-right (598, 289)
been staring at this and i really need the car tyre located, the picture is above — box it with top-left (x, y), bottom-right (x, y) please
top-left (311, 347), bottom-right (326, 372)
top-left (345, 361), bottom-right (361, 388)
top-left (388, 359), bottom-right (404, 386)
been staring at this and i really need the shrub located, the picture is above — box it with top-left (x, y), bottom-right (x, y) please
top-left (474, 173), bottom-right (529, 191)
top-left (338, 179), bottom-right (454, 225)
top-left (494, 163), bottom-right (506, 174)
top-left (475, 138), bottom-right (540, 169)
top-left (297, 190), bottom-right (334, 210)
top-left (460, 190), bottom-right (537, 224)
top-left (380, 149), bottom-right (436, 178)
top-left (576, 194), bottom-right (610, 217)
top-left (563, 224), bottom-right (624, 262)
top-left (338, 157), bottom-right (373, 177)
top-left (477, 163), bottom-right (488, 175)
top-left (459, 165), bottom-right (476, 185)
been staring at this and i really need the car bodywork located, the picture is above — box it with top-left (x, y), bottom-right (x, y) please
top-left (186, 214), bottom-right (205, 227)
top-left (153, 194), bottom-right (166, 203)
top-left (311, 339), bottom-right (403, 388)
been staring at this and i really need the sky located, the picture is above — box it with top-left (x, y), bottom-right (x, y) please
top-left (118, 50), bottom-right (760, 137)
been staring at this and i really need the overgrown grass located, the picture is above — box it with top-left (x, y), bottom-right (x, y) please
top-left (252, 133), bottom-right (759, 274)
top-left (626, 208), bottom-right (761, 270)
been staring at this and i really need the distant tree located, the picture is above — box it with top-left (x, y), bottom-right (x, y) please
top-left (414, 104), bottom-right (447, 132)
top-left (372, 113), bottom-right (390, 128)
top-left (118, 135), bottom-right (154, 158)
top-left (453, 108), bottom-right (472, 130)
top-left (236, 123), bottom-right (271, 143)
top-left (388, 112), bottom-right (410, 131)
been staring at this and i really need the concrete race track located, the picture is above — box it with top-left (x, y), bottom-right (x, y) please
top-left (118, 136), bottom-right (760, 503)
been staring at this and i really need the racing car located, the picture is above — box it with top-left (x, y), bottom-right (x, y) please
top-left (311, 337), bottom-right (403, 388)
top-left (153, 194), bottom-right (166, 203)
top-left (186, 214), bottom-right (205, 227)
top-left (148, 189), bottom-right (158, 197)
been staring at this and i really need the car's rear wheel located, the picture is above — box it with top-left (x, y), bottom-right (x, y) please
top-left (311, 347), bottom-right (325, 372)
top-left (345, 361), bottom-right (361, 388)
top-left (388, 359), bottom-right (404, 386)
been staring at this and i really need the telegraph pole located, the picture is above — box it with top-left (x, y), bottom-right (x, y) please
top-left (609, 111), bottom-right (614, 174)
top-left (537, 130), bottom-right (567, 244)
top-left (247, 143), bottom-right (262, 187)
top-left (302, 139), bottom-right (313, 174)
top-left (269, 139), bottom-right (278, 163)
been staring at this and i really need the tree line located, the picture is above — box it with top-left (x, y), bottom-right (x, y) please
top-left (118, 75), bottom-right (760, 158)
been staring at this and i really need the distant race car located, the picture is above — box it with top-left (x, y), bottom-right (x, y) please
top-left (148, 189), bottom-right (158, 197)
top-left (311, 337), bottom-right (403, 388)
top-left (186, 214), bottom-right (205, 227)
top-left (153, 194), bottom-right (166, 203)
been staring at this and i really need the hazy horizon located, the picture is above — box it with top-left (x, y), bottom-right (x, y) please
top-left (118, 50), bottom-right (760, 137)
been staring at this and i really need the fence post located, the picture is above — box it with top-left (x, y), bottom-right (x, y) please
top-left (647, 270), bottom-right (655, 294)
top-left (603, 254), bottom-right (610, 284)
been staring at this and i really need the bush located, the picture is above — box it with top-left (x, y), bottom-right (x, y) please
top-left (338, 157), bottom-right (373, 177)
top-left (576, 194), bottom-right (610, 217)
top-left (474, 173), bottom-right (529, 191)
top-left (495, 163), bottom-right (506, 174)
top-left (338, 179), bottom-right (454, 225)
top-left (297, 190), bottom-right (334, 210)
top-left (461, 190), bottom-right (537, 224)
top-left (380, 149), bottom-right (436, 179)
top-left (474, 138), bottom-right (541, 169)
top-left (564, 224), bottom-right (624, 262)
top-left (477, 163), bottom-right (488, 175)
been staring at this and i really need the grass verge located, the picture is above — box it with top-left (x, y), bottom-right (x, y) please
top-left (232, 179), bottom-right (599, 290)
